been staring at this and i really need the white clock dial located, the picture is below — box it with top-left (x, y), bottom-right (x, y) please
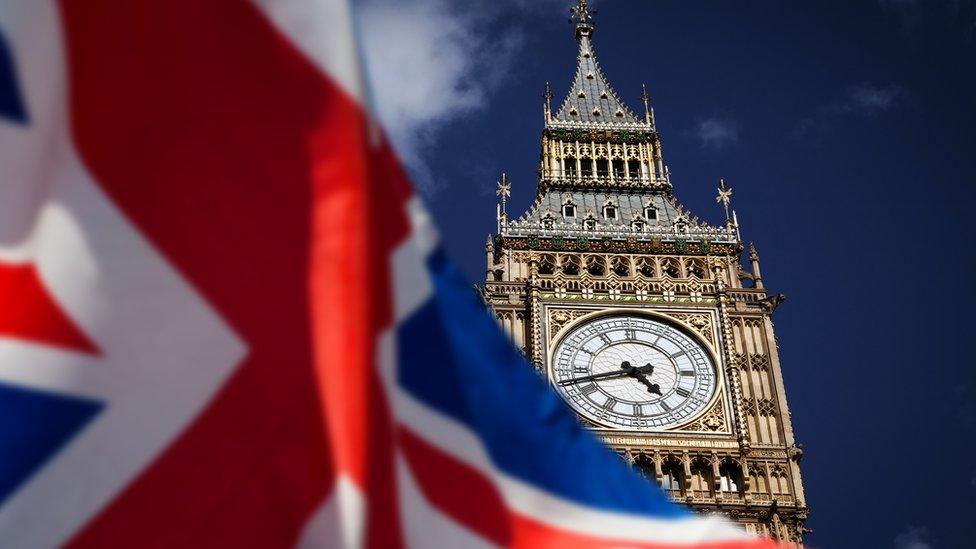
top-left (551, 315), bottom-right (717, 431)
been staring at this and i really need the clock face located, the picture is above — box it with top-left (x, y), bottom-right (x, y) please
top-left (551, 315), bottom-right (717, 431)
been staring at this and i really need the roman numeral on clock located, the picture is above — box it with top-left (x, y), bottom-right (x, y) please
top-left (676, 387), bottom-right (691, 398)
top-left (580, 383), bottom-right (599, 395)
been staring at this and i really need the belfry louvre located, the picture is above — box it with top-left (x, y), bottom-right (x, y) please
top-left (480, 1), bottom-right (808, 543)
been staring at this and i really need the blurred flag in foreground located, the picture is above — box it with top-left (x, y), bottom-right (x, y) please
top-left (0, 1), bottom-right (780, 547)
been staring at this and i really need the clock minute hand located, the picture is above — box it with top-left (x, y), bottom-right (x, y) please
top-left (556, 369), bottom-right (630, 387)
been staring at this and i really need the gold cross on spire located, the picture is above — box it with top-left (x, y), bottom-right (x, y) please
top-left (716, 178), bottom-right (733, 221)
top-left (570, 0), bottom-right (595, 38)
top-left (496, 173), bottom-right (511, 211)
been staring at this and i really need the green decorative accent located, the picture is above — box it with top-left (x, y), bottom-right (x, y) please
top-left (601, 237), bottom-right (612, 249)
top-left (575, 237), bottom-right (589, 250)
top-left (675, 239), bottom-right (687, 252)
top-left (527, 236), bottom-right (539, 248)
top-left (701, 239), bottom-right (711, 253)
top-left (552, 235), bottom-right (564, 249)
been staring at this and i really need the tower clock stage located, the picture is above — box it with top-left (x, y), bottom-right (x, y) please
top-left (552, 314), bottom-right (718, 431)
top-left (481, 0), bottom-right (808, 544)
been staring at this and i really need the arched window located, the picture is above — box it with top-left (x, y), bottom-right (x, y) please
top-left (633, 453), bottom-right (656, 482)
top-left (561, 256), bottom-right (580, 276)
top-left (689, 458), bottom-right (714, 496)
top-left (542, 213), bottom-right (555, 230)
top-left (583, 216), bottom-right (597, 231)
top-left (612, 160), bottom-right (625, 180)
top-left (662, 258), bottom-right (681, 278)
top-left (687, 259), bottom-right (707, 279)
top-left (538, 254), bottom-right (556, 276)
top-left (636, 257), bottom-right (655, 278)
top-left (562, 202), bottom-right (577, 219)
top-left (565, 158), bottom-right (578, 179)
top-left (644, 206), bottom-right (658, 221)
top-left (603, 202), bottom-right (618, 220)
top-left (632, 217), bottom-right (645, 232)
top-left (611, 256), bottom-right (631, 277)
top-left (660, 459), bottom-right (683, 493)
top-left (749, 467), bottom-right (768, 496)
top-left (627, 160), bottom-right (641, 179)
top-left (585, 255), bottom-right (606, 276)
top-left (580, 158), bottom-right (594, 179)
top-left (770, 467), bottom-right (789, 495)
top-left (595, 158), bottom-right (609, 178)
top-left (719, 460), bottom-right (744, 496)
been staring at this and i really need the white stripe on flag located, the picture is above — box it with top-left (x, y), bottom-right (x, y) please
top-left (395, 452), bottom-right (496, 549)
top-left (393, 387), bottom-right (754, 545)
top-left (249, 0), bottom-right (365, 106)
top-left (296, 475), bottom-right (366, 549)
top-left (392, 197), bottom-right (439, 324)
top-left (0, 3), bottom-right (245, 545)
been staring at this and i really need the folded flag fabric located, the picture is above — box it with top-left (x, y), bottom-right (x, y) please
top-left (0, 1), bottom-right (780, 547)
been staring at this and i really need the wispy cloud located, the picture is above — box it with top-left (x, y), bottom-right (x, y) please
top-left (793, 83), bottom-right (906, 138)
top-left (894, 526), bottom-right (934, 549)
top-left (355, 0), bottom-right (566, 195)
top-left (691, 118), bottom-right (739, 150)
top-left (845, 84), bottom-right (904, 114)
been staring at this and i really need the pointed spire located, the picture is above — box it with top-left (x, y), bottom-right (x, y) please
top-left (551, 3), bottom-right (642, 127)
top-left (544, 82), bottom-right (553, 121)
top-left (749, 242), bottom-right (764, 289)
top-left (641, 84), bottom-right (651, 124)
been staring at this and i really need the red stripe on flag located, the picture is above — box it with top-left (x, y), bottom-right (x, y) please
top-left (508, 514), bottom-right (782, 549)
top-left (54, 0), bottom-right (379, 545)
top-left (0, 263), bottom-right (98, 354)
top-left (400, 425), bottom-right (783, 549)
top-left (309, 117), bottom-right (414, 549)
top-left (400, 426), bottom-right (511, 545)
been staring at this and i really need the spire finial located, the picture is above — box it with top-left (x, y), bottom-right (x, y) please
top-left (570, 0), bottom-right (595, 39)
top-left (496, 173), bottom-right (511, 233)
top-left (716, 178), bottom-right (733, 221)
top-left (496, 173), bottom-right (511, 214)
top-left (544, 82), bottom-right (553, 120)
top-left (641, 84), bottom-right (651, 124)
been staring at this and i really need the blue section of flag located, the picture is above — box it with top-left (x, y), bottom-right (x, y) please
top-left (0, 29), bottom-right (28, 123)
top-left (0, 383), bottom-right (102, 505)
top-left (397, 249), bottom-right (687, 519)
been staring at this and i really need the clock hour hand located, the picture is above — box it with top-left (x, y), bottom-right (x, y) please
top-left (633, 373), bottom-right (663, 396)
top-left (622, 362), bottom-right (661, 395)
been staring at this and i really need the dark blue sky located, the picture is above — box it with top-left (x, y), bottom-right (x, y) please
top-left (356, 1), bottom-right (976, 547)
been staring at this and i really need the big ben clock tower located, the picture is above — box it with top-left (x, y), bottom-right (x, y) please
top-left (482, 2), bottom-right (809, 544)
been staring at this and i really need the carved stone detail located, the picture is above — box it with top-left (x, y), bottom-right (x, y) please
top-left (660, 311), bottom-right (714, 345)
top-left (676, 397), bottom-right (727, 432)
top-left (547, 308), bottom-right (592, 338)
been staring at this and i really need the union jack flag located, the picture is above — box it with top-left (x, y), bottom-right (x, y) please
top-left (0, 1), bottom-right (779, 547)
